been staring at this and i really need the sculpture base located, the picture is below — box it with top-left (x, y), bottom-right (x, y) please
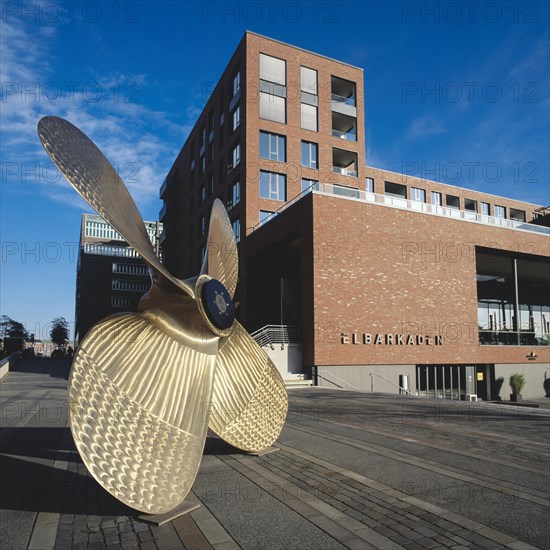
top-left (138, 500), bottom-right (200, 526)
top-left (246, 446), bottom-right (279, 457)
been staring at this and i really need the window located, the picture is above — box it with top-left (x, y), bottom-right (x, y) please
top-left (111, 296), bottom-right (133, 308)
top-left (301, 67), bottom-right (318, 95)
top-left (220, 113), bottom-right (224, 126)
top-left (446, 194), bottom-right (460, 209)
top-left (385, 181), bottom-right (407, 198)
top-left (112, 280), bottom-right (149, 292)
top-left (230, 181), bottom-right (240, 207)
top-left (232, 106), bottom-right (240, 130)
top-left (232, 218), bottom-right (240, 243)
top-left (259, 92), bottom-right (286, 124)
top-left (481, 202), bottom-right (490, 215)
top-left (259, 131), bottom-right (286, 162)
top-left (200, 215), bottom-right (205, 235)
top-left (190, 159), bottom-right (195, 171)
top-left (301, 178), bottom-right (318, 192)
top-left (259, 170), bottom-right (286, 201)
top-left (233, 71), bottom-right (240, 97)
top-left (495, 205), bottom-right (506, 219)
top-left (112, 263), bottom-right (148, 276)
top-left (431, 191), bottom-right (442, 206)
top-left (301, 104), bottom-right (318, 132)
top-left (510, 208), bottom-right (526, 222)
top-left (201, 156), bottom-right (206, 173)
top-left (260, 54), bottom-right (286, 124)
top-left (411, 187), bottom-right (426, 202)
top-left (465, 199), bottom-right (477, 212)
top-left (200, 185), bottom-right (206, 205)
top-left (259, 210), bottom-right (276, 225)
top-left (301, 141), bottom-right (318, 168)
top-left (231, 144), bottom-right (240, 168)
top-left (365, 177), bottom-right (374, 193)
top-left (260, 54), bottom-right (286, 85)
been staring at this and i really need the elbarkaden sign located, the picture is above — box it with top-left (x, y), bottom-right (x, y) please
top-left (341, 333), bottom-right (443, 345)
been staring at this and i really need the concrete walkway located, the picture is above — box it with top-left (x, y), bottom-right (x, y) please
top-left (1, 359), bottom-right (548, 549)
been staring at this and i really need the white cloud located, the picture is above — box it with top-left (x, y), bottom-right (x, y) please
top-left (0, 17), bottom-right (187, 214)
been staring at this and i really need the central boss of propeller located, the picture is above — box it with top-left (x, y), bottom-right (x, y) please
top-left (199, 278), bottom-right (235, 331)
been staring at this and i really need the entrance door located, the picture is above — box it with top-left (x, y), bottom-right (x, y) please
top-left (416, 365), bottom-right (487, 400)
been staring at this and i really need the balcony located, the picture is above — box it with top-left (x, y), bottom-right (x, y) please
top-left (331, 76), bottom-right (356, 117)
top-left (159, 202), bottom-right (167, 221)
top-left (333, 147), bottom-right (358, 178)
top-left (332, 111), bottom-right (357, 142)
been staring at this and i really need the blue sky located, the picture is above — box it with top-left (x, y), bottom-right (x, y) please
top-left (1, 0), bottom-right (549, 340)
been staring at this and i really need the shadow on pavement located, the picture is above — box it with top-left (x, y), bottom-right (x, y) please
top-left (0, 426), bottom-right (134, 516)
top-left (11, 358), bottom-right (71, 380)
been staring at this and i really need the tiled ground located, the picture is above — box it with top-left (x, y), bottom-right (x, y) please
top-left (1, 359), bottom-right (548, 549)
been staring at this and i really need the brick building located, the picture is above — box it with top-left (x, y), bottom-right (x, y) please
top-left (75, 214), bottom-right (162, 342)
top-left (160, 32), bottom-right (549, 399)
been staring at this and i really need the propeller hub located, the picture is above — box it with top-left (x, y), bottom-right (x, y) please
top-left (200, 279), bottom-right (235, 330)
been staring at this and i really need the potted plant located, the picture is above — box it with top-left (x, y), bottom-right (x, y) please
top-left (509, 373), bottom-right (526, 402)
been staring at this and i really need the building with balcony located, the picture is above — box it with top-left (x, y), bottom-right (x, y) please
top-left (75, 214), bottom-right (162, 343)
top-left (160, 31), bottom-right (549, 398)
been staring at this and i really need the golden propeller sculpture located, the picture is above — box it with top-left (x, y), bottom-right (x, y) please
top-left (37, 116), bottom-right (288, 515)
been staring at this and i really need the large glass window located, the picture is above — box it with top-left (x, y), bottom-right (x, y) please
top-left (232, 218), bottom-right (240, 243)
top-left (259, 92), bottom-right (286, 124)
top-left (477, 248), bottom-right (550, 345)
top-left (431, 191), bottom-right (442, 206)
top-left (411, 187), bottom-right (426, 202)
top-left (233, 71), bottom-right (240, 97)
top-left (260, 54), bottom-right (286, 85)
top-left (230, 181), bottom-right (240, 207)
top-left (231, 144), bottom-right (240, 168)
top-left (259, 131), bottom-right (286, 161)
top-left (481, 202), bottom-right (490, 215)
top-left (301, 141), bottom-right (318, 168)
top-left (232, 106), bottom-right (240, 130)
top-left (301, 67), bottom-right (317, 94)
top-left (259, 170), bottom-right (286, 201)
top-left (495, 205), bottom-right (506, 219)
top-left (301, 103), bottom-right (318, 132)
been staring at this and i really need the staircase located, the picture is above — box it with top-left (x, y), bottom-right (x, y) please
top-left (251, 325), bottom-right (312, 388)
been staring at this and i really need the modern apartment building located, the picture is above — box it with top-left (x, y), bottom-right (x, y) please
top-left (160, 31), bottom-right (550, 399)
top-left (74, 214), bottom-right (162, 342)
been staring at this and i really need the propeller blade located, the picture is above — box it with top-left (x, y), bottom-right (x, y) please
top-left (209, 321), bottom-right (288, 452)
top-left (200, 199), bottom-right (238, 298)
top-left (37, 116), bottom-right (193, 297)
top-left (68, 312), bottom-right (216, 514)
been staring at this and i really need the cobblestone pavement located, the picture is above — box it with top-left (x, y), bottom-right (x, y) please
top-left (1, 360), bottom-right (548, 549)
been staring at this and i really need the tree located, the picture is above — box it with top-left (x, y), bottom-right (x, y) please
top-left (0, 315), bottom-right (29, 339)
top-left (50, 317), bottom-right (69, 348)
top-left (0, 316), bottom-right (29, 355)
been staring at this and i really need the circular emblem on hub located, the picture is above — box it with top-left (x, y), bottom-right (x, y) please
top-left (201, 279), bottom-right (235, 330)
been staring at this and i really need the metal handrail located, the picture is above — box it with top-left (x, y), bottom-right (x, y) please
top-left (369, 372), bottom-right (416, 395)
top-left (250, 325), bottom-right (300, 349)
top-left (316, 370), bottom-right (361, 392)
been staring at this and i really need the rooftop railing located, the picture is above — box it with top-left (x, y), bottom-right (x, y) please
top-left (249, 182), bottom-right (550, 236)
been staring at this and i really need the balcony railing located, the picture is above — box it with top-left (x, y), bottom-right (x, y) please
top-left (333, 166), bottom-right (358, 177)
top-left (331, 93), bottom-right (355, 106)
top-left (332, 129), bottom-right (357, 141)
top-left (249, 182), bottom-right (550, 236)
